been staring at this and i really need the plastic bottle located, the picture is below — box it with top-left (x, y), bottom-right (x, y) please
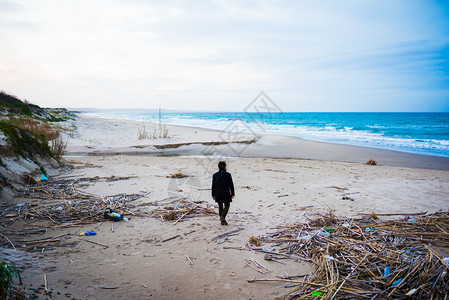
top-left (78, 231), bottom-right (96, 236)
top-left (104, 211), bottom-right (123, 221)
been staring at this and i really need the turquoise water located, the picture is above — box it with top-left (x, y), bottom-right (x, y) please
top-left (83, 111), bottom-right (449, 157)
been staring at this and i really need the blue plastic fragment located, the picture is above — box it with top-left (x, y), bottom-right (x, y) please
top-left (262, 248), bottom-right (274, 252)
top-left (392, 278), bottom-right (403, 287)
top-left (41, 174), bottom-right (48, 181)
top-left (384, 267), bottom-right (390, 277)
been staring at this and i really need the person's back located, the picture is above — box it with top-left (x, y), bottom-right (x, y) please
top-left (211, 161), bottom-right (235, 225)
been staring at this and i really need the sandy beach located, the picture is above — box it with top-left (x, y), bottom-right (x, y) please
top-left (3, 1), bottom-right (449, 298)
top-left (4, 115), bottom-right (449, 299)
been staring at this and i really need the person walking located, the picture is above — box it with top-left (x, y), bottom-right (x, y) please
top-left (211, 161), bottom-right (235, 225)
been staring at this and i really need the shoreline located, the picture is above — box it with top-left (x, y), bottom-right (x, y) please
top-left (65, 114), bottom-right (449, 171)
top-left (80, 111), bottom-right (449, 159)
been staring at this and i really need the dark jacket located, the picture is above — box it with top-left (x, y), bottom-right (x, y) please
top-left (212, 170), bottom-right (235, 203)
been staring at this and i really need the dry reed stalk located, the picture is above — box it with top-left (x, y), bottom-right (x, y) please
top-left (246, 211), bottom-right (449, 299)
top-left (152, 198), bottom-right (216, 223)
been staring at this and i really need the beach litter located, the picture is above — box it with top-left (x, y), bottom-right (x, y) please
top-left (241, 211), bottom-right (449, 299)
top-left (151, 198), bottom-right (216, 223)
top-left (0, 178), bottom-right (145, 251)
top-left (77, 231), bottom-right (96, 236)
top-left (103, 210), bottom-right (124, 222)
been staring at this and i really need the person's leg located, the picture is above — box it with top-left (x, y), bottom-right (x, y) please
top-left (222, 202), bottom-right (230, 219)
top-left (221, 202), bottom-right (230, 225)
top-left (218, 202), bottom-right (224, 217)
top-left (218, 202), bottom-right (225, 224)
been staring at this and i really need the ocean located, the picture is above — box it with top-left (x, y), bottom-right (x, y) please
top-left (82, 111), bottom-right (449, 157)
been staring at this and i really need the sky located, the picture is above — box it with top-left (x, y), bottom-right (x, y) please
top-left (1, 0), bottom-right (448, 112)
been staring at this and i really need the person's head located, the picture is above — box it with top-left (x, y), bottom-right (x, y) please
top-left (218, 161), bottom-right (226, 171)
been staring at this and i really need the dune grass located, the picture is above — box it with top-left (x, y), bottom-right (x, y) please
top-left (366, 159), bottom-right (377, 165)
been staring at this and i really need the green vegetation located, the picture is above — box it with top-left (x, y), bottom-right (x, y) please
top-left (0, 91), bottom-right (72, 164)
top-left (0, 157), bottom-right (6, 168)
top-left (0, 121), bottom-right (53, 160)
top-left (1, 90), bottom-right (75, 122)
top-left (0, 91), bottom-right (73, 194)
top-left (0, 91), bottom-right (32, 116)
top-left (46, 108), bottom-right (76, 122)
top-left (0, 260), bottom-right (22, 300)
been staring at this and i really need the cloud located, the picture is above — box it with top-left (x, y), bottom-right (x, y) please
top-left (0, 0), bottom-right (448, 111)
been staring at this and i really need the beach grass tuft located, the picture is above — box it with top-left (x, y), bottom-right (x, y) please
top-left (169, 171), bottom-right (187, 178)
top-left (138, 121), bottom-right (169, 139)
top-left (249, 236), bottom-right (261, 246)
top-left (138, 120), bottom-right (150, 140)
top-left (370, 212), bottom-right (378, 220)
top-left (51, 136), bottom-right (68, 160)
top-left (366, 159), bottom-right (377, 165)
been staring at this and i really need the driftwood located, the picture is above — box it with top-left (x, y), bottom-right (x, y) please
top-left (161, 235), bottom-right (181, 243)
top-left (81, 239), bottom-right (109, 249)
top-left (211, 228), bottom-right (244, 241)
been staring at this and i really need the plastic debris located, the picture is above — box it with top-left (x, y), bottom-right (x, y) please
top-left (41, 174), bottom-right (48, 181)
top-left (104, 210), bottom-right (123, 221)
top-left (78, 231), bottom-right (96, 236)
top-left (392, 278), bottom-right (403, 287)
top-left (296, 235), bottom-right (312, 240)
top-left (324, 228), bottom-right (335, 233)
top-left (262, 248), bottom-right (275, 253)
top-left (404, 216), bottom-right (416, 222)
top-left (316, 231), bottom-right (330, 237)
top-left (384, 267), bottom-right (390, 277)
top-left (443, 257), bottom-right (449, 266)
top-left (406, 288), bottom-right (417, 296)
top-left (324, 255), bottom-right (335, 261)
top-left (311, 291), bottom-right (323, 297)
